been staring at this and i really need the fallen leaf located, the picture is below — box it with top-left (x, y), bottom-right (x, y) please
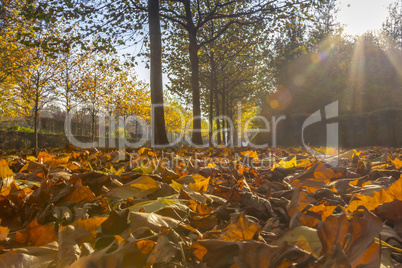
top-left (220, 212), bottom-right (261, 241)
top-left (274, 226), bottom-right (322, 256)
top-left (15, 219), bottom-right (58, 246)
top-left (146, 234), bottom-right (179, 265)
top-left (318, 207), bottom-right (382, 264)
top-left (0, 242), bottom-right (58, 268)
top-left (347, 176), bottom-right (402, 213)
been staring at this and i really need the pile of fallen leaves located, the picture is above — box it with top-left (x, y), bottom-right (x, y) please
top-left (0, 146), bottom-right (401, 267)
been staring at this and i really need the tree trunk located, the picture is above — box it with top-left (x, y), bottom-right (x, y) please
top-left (91, 111), bottom-right (95, 145)
top-left (188, 31), bottom-right (203, 145)
top-left (34, 96), bottom-right (39, 149)
top-left (215, 87), bottom-right (221, 144)
top-left (226, 94), bottom-right (230, 145)
top-left (228, 99), bottom-right (233, 147)
top-left (208, 19), bottom-right (216, 147)
top-left (66, 64), bottom-right (72, 141)
top-left (209, 51), bottom-right (215, 146)
top-left (148, 0), bottom-right (169, 146)
top-left (221, 88), bottom-right (226, 144)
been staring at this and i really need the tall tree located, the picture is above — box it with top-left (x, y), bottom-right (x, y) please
top-left (75, 53), bottom-right (109, 144)
top-left (10, 46), bottom-right (59, 148)
top-left (148, 0), bottom-right (169, 146)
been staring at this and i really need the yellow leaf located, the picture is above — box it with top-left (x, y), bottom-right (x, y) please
top-left (338, 150), bottom-right (357, 161)
top-left (274, 156), bottom-right (297, 169)
top-left (297, 158), bottom-right (312, 168)
top-left (189, 177), bottom-right (210, 192)
top-left (274, 226), bottom-right (322, 256)
top-left (130, 176), bottom-right (159, 191)
top-left (241, 150), bottom-right (258, 161)
top-left (138, 162), bottom-right (153, 174)
top-left (0, 159), bottom-right (14, 180)
top-left (115, 166), bottom-right (125, 176)
top-left (206, 163), bottom-right (217, 168)
top-left (170, 180), bottom-right (183, 192)
top-left (26, 156), bottom-right (37, 161)
top-left (138, 147), bottom-right (150, 156)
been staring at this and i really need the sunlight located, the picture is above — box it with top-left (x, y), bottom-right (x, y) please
top-left (347, 36), bottom-right (365, 113)
top-left (380, 33), bottom-right (402, 78)
top-left (294, 35), bottom-right (343, 87)
top-left (337, 0), bottom-right (395, 35)
top-left (267, 35), bottom-right (343, 112)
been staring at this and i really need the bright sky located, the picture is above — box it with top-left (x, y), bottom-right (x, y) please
top-left (337, 0), bottom-right (395, 35)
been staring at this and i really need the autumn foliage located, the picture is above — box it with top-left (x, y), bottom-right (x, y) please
top-left (0, 146), bottom-right (401, 267)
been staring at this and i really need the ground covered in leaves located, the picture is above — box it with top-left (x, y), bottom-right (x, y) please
top-left (0, 146), bottom-right (401, 267)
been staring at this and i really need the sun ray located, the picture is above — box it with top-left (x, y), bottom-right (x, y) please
top-left (346, 36), bottom-right (365, 114)
top-left (379, 33), bottom-right (402, 79)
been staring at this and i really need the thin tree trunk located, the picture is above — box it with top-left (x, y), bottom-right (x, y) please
top-left (221, 88), bottom-right (226, 144)
top-left (209, 51), bottom-right (215, 146)
top-left (148, 0), bottom-right (169, 146)
top-left (226, 93), bottom-right (230, 145)
top-left (33, 84), bottom-right (39, 149)
top-left (189, 31), bottom-right (203, 145)
top-left (66, 63), bottom-right (72, 141)
top-left (181, 0), bottom-right (203, 145)
top-left (75, 110), bottom-right (79, 136)
top-left (92, 111), bottom-right (95, 145)
top-left (208, 19), bottom-right (216, 147)
top-left (34, 98), bottom-right (38, 149)
top-left (215, 87), bottom-right (221, 144)
top-left (228, 99), bottom-right (232, 146)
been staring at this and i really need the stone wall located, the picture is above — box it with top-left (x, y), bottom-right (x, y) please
top-left (0, 130), bottom-right (143, 149)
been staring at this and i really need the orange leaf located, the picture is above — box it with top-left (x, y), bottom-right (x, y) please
top-left (0, 226), bottom-right (9, 241)
top-left (37, 151), bottom-right (55, 164)
top-left (50, 156), bottom-right (70, 168)
top-left (15, 219), bottom-right (57, 246)
top-left (308, 204), bottom-right (337, 221)
top-left (137, 240), bottom-right (155, 254)
top-left (347, 176), bottom-right (402, 213)
top-left (391, 158), bottom-right (402, 169)
top-left (61, 185), bottom-right (97, 204)
top-left (62, 217), bottom-right (107, 244)
top-left (220, 212), bottom-right (261, 241)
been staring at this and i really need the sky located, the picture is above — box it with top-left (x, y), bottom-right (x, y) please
top-left (132, 0), bottom-right (396, 84)
top-left (337, 0), bottom-right (395, 35)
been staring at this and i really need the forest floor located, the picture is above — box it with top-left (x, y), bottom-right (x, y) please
top-left (0, 146), bottom-right (401, 267)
